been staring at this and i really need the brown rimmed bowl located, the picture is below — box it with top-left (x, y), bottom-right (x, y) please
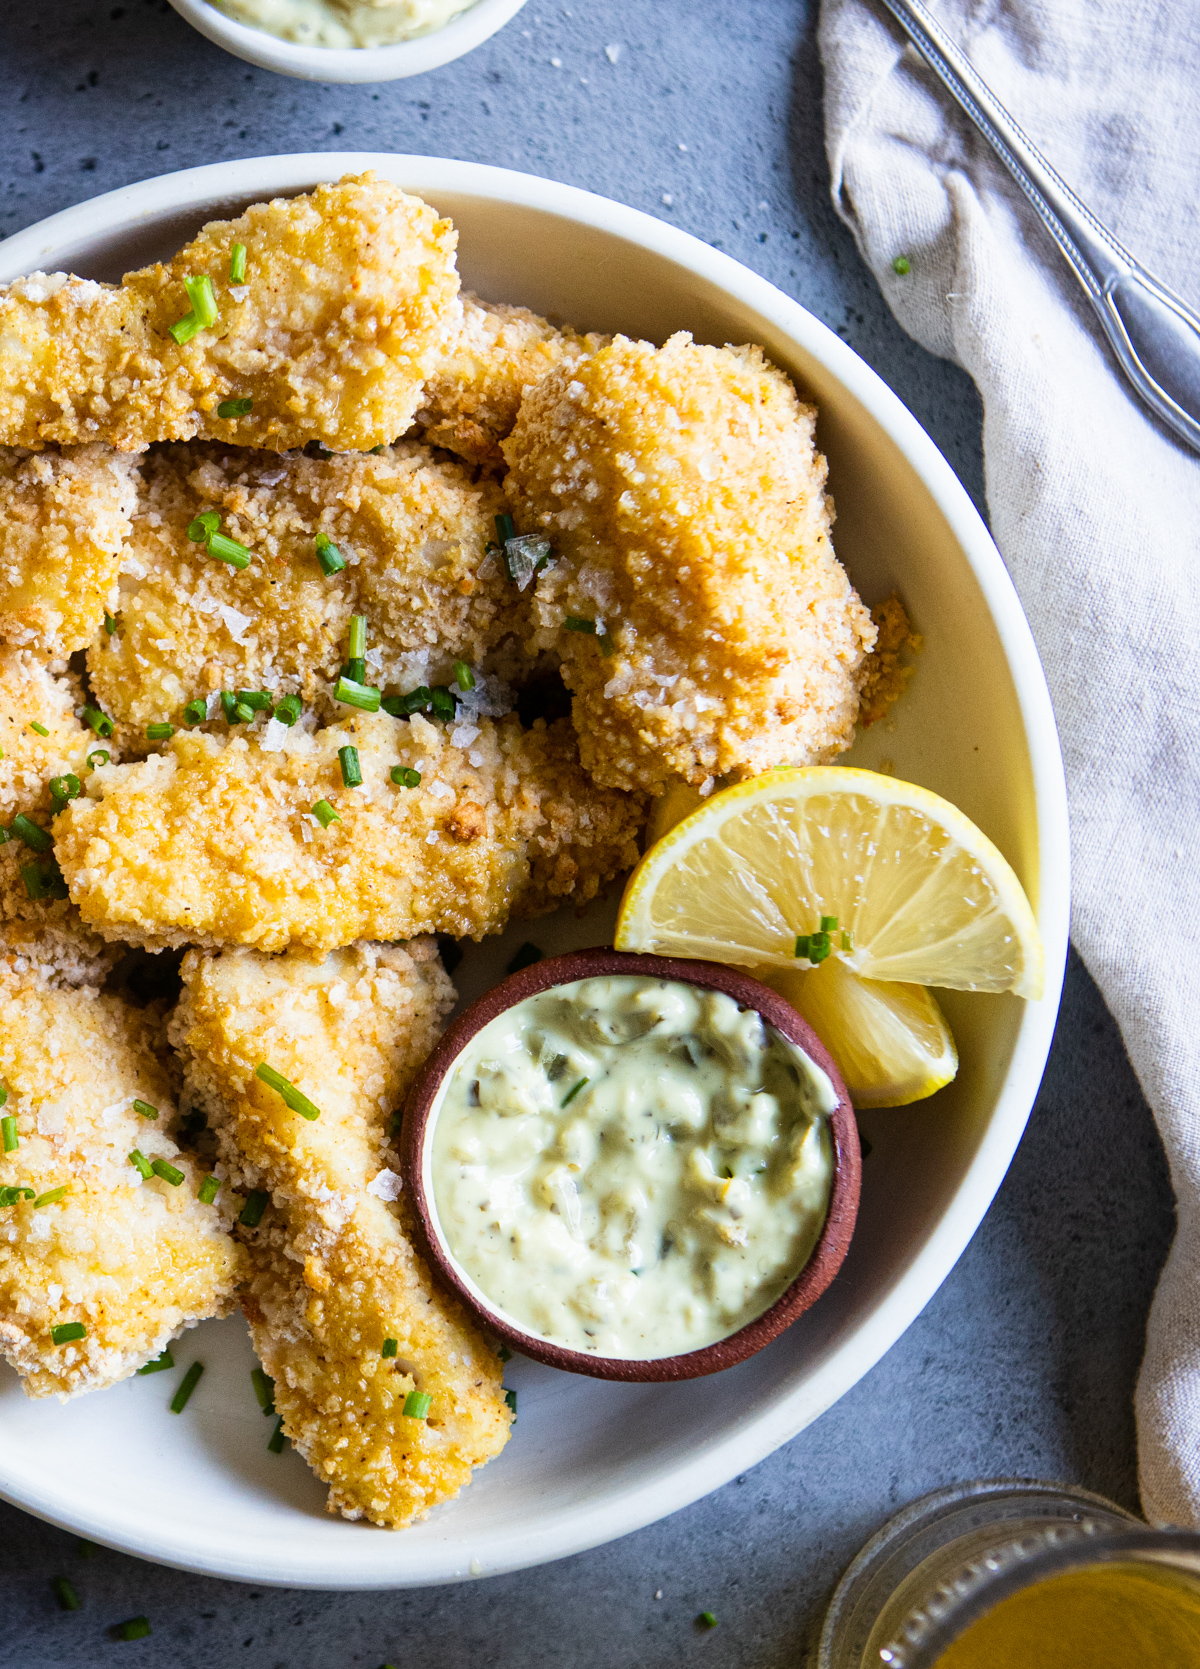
top-left (399, 946), bottom-right (862, 1382)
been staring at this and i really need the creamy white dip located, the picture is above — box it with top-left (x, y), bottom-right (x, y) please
top-left (429, 975), bottom-right (837, 1359)
top-left (209, 0), bottom-right (478, 49)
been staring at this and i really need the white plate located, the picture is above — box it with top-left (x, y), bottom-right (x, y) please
top-left (0, 154), bottom-right (1069, 1588)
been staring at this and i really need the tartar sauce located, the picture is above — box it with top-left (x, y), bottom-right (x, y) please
top-left (210, 0), bottom-right (478, 50)
top-left (428, 976), bottom-right (837, 1359)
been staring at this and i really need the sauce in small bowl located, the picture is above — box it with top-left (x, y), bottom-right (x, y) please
top-left (401, 948), bottom-right (861, 1381)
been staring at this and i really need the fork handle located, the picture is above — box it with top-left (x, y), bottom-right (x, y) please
top-left (876, 0), bottom-right (1200, 453)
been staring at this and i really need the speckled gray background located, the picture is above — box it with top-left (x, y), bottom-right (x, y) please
top-left (0, 2), bottom-right (1176, 1663)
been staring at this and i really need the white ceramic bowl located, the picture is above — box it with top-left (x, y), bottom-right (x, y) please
top-left (167, 0), bottom-right (528, 81)
top-left (0, 153), bottom-right (1069, 1589)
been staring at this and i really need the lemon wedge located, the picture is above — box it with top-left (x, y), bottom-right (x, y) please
top-left (759, 959), bottom-right (958, 1107)
top-left (617, 766), bottom-right (1043, 998)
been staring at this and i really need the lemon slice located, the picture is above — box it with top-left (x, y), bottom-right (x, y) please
top-left (617, 766), bottom-right (1043, 998)
top-left (759, 959), bottom-right (958, 1107)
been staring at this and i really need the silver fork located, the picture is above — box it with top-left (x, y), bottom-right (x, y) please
top-left (876, 0), bottom-right (1200, 454)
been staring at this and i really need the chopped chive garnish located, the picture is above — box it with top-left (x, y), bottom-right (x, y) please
top-left (267, 1416), bottom-right (286, 1453)
top-left (255, 1062), bottom-right (321, 1121)
top-left (198, 1174), bottom-right (220, 1205)
top-left (83, 706), bottom-right (114, 739)
top-left (184, 273), bottom-right (218, 328)
top-left (236, 689), bottom-right (273, 711)
top-left (137, 1348), bottom-right (175, 1375)
top-left (0, 1084), bottom-right (6, 1107)
top-left (182, 698), bottom-right (207, 726)
top-left (170, 312), bottom-right (201, 346)
top-left (314, 531), bottom-right (346, 576)
top-left (151, 1158), bottom-right (184, 1187)
top-left (51, 1576), bottom-right (81, 1611)
top-left (347, 615), bottom-right (367, 661)
top-left (697, 1612), bottom-right (718, 1629)
top-left (453, 660), bottom-right (476, 691)
top-left (217, 396), bottom-right (253, 419)
top-left (104, 611), bottom-right (118, 634)
top-left (51, 1322), bottom-right (86, 1345)
top-left (368, 444), bottom-right (386, 454)
top-left (504, 1387), bottom-right (517, 1416)
top-left (87, 749), bottom-right (110, 767)
top-left (116, 1617), bottom-right (151, 1641)
top-left (334, 676), bottom-right (381, 712)
top-left (12, 813), bottom-right (52, 852)
top-left (497, 1343), bottom-right (512, 1363)
top-left (564, 616), bottom-right (597, 634)
top-left (232, 702), bottom-right (255, 724)
top-left (1, 1116), bottom-right (17, 1153)
top-left (338, 745), bottom-right (362, 787)
top-left (794, 934), bottom-right (811, 960)
top-left (820, 915), bottom-right (839, 932)
top-left (506, 942), bottom-right (542, 975)
top-left (343, 658), bottom-right (366, 685)
top-left (403, 1391), bottom-right (432, 1419)
top-left (34, 1185), bottom-right (68, 1208)
top-left (381, 1338), bottom-right (398, 1359)
top-left (429, 685), bottom-right (456, 721)
top-left (230, 242), bottom-right (247, 284)
top-left (0, 1185), bottom-right (35, 1206)
top-left (273, 694), bottom-right (302, 726)
top-left (251, 1367), bottom-right (276, 1414)
top-left (390, 765), bottom-right (421, 788)
top-left (239, 1189), bottom-right (269, 1227)
top-left (809, 932), bottom-right (832, 964)
top-left (382, 685), bottom-right (431, 718)
top-left (892, 254), bottom-right (911, 275)
top-left (561, 1077), bottom-right (589, 1107)
top-left (30, 720), bottom-right (49, 737)
top-left (307, 442), bottom-right (334, 461)
top-left (220, 690), bottom-right (238, 722)
top-left (208, 532), bottom-right (251, 569)
top-left (312, 798), bottom-right (340, 828)
top-left (129, 1149), bottom-right (153, 1179)
top-left (20, 859), bottom-right (69, 901)
top-left (841, 930), bottom-right (854, 951)
top-left (494, 511), bottom-right (516, 545)
top-left (170, 1361), bottom-right (204, 1413)
top-left (187, 510), bottom-right (220, 543)
top-left (146, 722), bottom-right (174, 741)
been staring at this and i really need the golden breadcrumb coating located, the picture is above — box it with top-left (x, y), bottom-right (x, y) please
top-left (0, 649), bottom-right (116, 985)
top-left (857, 592), bottom-right (922, 728)
top-left (502, 331), bottom-right (877, 793)
top-left (172, 937), bottom-right (510, 1527)
top-left (413, 294), bottom-right (609, 470)
top-left (87, 441), bottom-right (528, 754)
top-left (54, 711), bottom-right (645, 953)
top-left (0, 968), bottom-right (243, 1399)
top-left (0, 445), bottom-right (140, 655)
top-left (0, 173), bottom-right (459, 455)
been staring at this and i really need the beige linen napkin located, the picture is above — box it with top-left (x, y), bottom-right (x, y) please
top-left (818, 0), bottom-right (1200, 1525)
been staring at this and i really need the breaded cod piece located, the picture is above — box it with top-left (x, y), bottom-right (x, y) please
top-left (0, 174), bottom-right (459, 455)
top-left (172, 937), bottom-right (511, 1527)
top-left (0, 967), bottom-right (243, 1399)
top-left (0, 649), bottom-right (116, 985)
top-left (0, 445), bottom-right (140, 655)
top-left (54, 710), bottom-right (646, 953)
top-left (87, 441), bottom-right (526, 753)
top-left (413, 294), bottom-right (609, 470)
top-left (502, 331), bottom-right (877, 794)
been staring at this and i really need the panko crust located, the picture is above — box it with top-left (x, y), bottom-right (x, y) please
top-left (413, 294), bottom-right (609, 470)
top-left (54, 711), bottom-right (646, 953)
top-left (0, 968), bottom-right (243, 1399)
top-left (172, 938), bottom-right (511, 1527)
top-left (0, 445), bottom-right (140, 656)
top-left (502, 331), bottom-right (877, 793)
top-left (87, 441), bottom-right (528, 752)
top-left (0, 173), bottom-right (460, 455)
top-left (0, 648), bottom-right (117, 985)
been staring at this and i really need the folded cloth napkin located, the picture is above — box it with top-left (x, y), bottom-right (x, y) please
top-left (818, 0), bottom-right (1200, 1525)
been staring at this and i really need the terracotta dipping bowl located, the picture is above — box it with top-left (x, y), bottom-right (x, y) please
top-left (399, 947), bottom-right (862, 1382)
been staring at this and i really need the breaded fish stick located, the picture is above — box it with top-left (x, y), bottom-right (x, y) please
top-left (1, 648), bottom-right (115, 985)
top-left (413, 294), bottom-right (608, 470)
top-left (0, 173), bottom-right (459, 454)
top-left (0, 967), bottom-right (243, 1398)
top-left (88, 441), bottom-right (523, 752)
top-left (0, 445), bottom-right (140, 656)
top-left (502, 331), bottom-right (876, 793)
top-left (172, 938), bottom-right (511, 1526)
top-left (54, 711), bottom-right (645, 953)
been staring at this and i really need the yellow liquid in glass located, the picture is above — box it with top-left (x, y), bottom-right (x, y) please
top-left (934, 1562), bottom-right (1200, 1669)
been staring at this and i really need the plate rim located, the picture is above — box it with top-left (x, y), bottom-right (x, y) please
top-left (0, 152), bottom-right (1070, 1589)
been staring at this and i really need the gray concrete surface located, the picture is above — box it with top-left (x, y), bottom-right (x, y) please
top-left (0, 2), bottom-right (1176, 1663)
